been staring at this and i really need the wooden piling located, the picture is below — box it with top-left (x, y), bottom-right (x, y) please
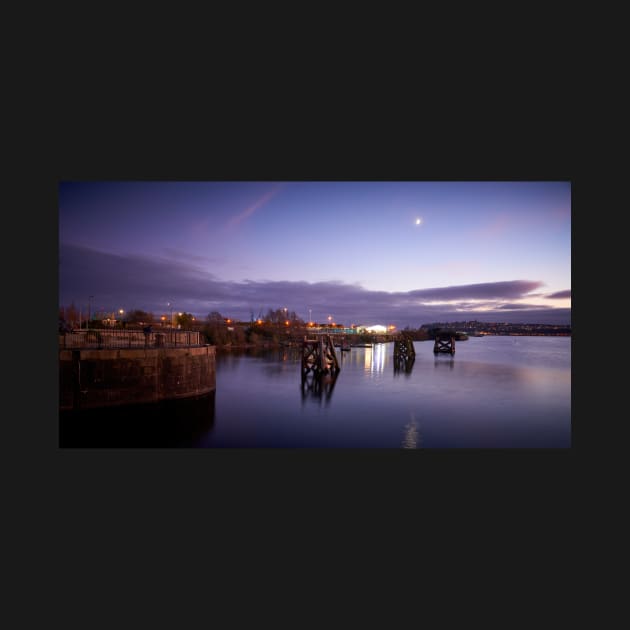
top-left (433, 332), bottom-right (455, 355)
top-left (302, 334), bottom-right (340, 377)
top-left (394, 336), bottom-right (416, 374)
top-left (394, 337), bottom-right (415, 360)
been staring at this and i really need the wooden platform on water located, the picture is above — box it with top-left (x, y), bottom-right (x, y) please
top-left (302, 334), bottom-right (340, 375)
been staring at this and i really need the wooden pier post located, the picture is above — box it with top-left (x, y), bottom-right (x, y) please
top-left (394, 336), bottom-right (416, 373)
top-left (433, 330), bottom-right (455, 355)
top-left (302, 334), bottom-right (340, 377)
top-left (394, 337), bottom-right (416, 361)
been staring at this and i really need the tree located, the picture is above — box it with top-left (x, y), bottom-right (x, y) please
top-left (263, 307), bottom-right (305, 325)
top-left (176, 312), bottom-right (195, 329)
top-left (207, 311), bottom-right (224, 322)
top-left (126, 309), bottom-right (154, 324)
top-left (61, 302), bottom-right (79, 328)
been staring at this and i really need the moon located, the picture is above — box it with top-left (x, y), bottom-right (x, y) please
top-left (415, 218), bottom-right (422, 225)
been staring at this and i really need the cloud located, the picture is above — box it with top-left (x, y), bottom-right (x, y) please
top-left (546, 290), bottom-right (571, 299)
top-left (59, 244), bottom-right (570, 326)
top-left (225, 184), bottom-right (284, 229)
top-left (406, 280), bottom-right (544, 301)
top-left (494, 303), bottom-right (544, 310)
top-left (470, 214), bottom-right (511, 239)
top-left (161, 248), bottom-right (225, 266)
top-left (59, 244), bottom-right (232, 314)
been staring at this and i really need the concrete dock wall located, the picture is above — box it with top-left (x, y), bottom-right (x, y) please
top-left (59, 345), bottom-right (216, 411)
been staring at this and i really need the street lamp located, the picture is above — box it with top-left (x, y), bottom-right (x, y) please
top-left (88, 295), bottom-right (94, 327)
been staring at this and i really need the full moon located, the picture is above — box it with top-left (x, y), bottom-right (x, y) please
top-left (415, 218), bottom-right (422, 225)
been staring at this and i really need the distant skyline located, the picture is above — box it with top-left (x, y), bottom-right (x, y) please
top-left (59, 181), bottom-right (571, 327)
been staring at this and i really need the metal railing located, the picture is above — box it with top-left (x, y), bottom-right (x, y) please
top-left (59, 328), bottom-right (203, 349)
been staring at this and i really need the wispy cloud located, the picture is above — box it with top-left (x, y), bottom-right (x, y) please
top-left (161, 248), bottom-right (225, 266)
top-left (225, 184), bottom-right (284, 229)
top-left (551, 207), bottom-right (571, 221)
top-left (546, 289), bottom-right (571, 299)
top-left (406, 280), bottom-right (544, 302)
top-left (494, 303), bottom-right (545, 310)
top-left (470, 214), bottom-right (511, 240)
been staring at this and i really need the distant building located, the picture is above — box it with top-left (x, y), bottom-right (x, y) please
top-left (361, 325), bottom-right (388, 334)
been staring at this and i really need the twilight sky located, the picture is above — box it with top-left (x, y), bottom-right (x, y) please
top-left (59, 181), bottom-right (571, 327)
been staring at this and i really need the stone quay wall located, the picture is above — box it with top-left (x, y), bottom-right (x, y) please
top-left (59, 345), bottom-right (216, 411)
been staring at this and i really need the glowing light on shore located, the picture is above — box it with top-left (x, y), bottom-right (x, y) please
top-left (365, 325), bottom-right (387, 333)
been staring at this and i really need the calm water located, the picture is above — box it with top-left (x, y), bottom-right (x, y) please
top-left (60, 336), bottom-right (571, 448)
top-left (201, 336), bottom-right (570, 448)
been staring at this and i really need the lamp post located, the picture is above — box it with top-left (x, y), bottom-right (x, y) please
top-left (167, 302), bottom-right (173, 345)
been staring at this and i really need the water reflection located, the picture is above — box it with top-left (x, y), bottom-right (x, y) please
top-left (364, 343), bottom-right (387, 374)
top-left (301, 371), bottom-right (338, 406)
top-left (60, 392), bottom-right (216, 448)
top-left (401, 412), bottom-right (421, 449)
top-left (394, 356), bottom-right (415, 376)
top-left (204, 337), bottom-right (570, 447)
top-left (280, 346), bottom-right (306, 363)
top-left (434, 356), bottom-right (454, 369)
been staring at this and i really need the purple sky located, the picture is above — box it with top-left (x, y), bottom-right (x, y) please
top-left (59, 181), bottom-right (571, 327)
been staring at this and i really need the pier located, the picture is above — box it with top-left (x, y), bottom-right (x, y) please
top-left (433, 329), bottom-right (456, 355)
top-left (301, 334), bottom-right (340, 376)
top-left (393, 336), bottom-right (416, 373)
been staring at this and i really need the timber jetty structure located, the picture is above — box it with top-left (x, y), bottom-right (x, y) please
top-left (301, 334), bottom-right (340, 376)
top-left (432, 329), bottom-right (456, 355)
top-left (393, 336), bottom-right (416, 372)
top-left (300, 334), bottom-right (340, 402)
